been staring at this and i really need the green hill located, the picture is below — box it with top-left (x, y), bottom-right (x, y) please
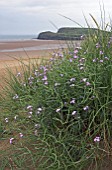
top-left (37, 27), bottom-right (99, 40)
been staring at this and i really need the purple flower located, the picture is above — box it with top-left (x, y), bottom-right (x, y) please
top-left (10, 138), bottom-right (14, 144)
top-left (83, 106), bottom-right (89, 111)
top-left (96, 43), bottom-right (100, 48)
top-left (70, 78), bottom-right (76, 82)
top-left (100, 51), bottom-right (103, 55)
top-left (99, 60), bottom-right (103, 63)
top-left (42, 75), bottom-right (47, 81)
top-left (70, 98), bottom-right (76, 104)
top-left (27, 105), bottom-right (33, 110)
top-left (72, 111), bottom-right (77, 116)
top-left (94, 136), bottom-right (100, 142)
top-left (69, 58), bottom-right (73, 62)
top-left (19, 133), bottom-right (24, 138)
top-left (104, 56), bottom-right (109, 60)
top-left (73, 55), bottom-right (79, 59)
top-left (5, 118), bottom-right (8, 123)
top-left (13, 94), bottom-right (19, 100)
top-left (82, 78), bottom-right (87, 82)
top-left (86, 82), bottom-right (91, 86)
top-left (56, 108), bottom-right (61, 112)
top-left (74, 49), bottom-right (78, 54)
top-left (44, 81), bottom-right (48, 85)
top-left (16, 72), bottom-right (21, 77)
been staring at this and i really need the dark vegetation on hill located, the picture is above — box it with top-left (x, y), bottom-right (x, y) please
top-left (37, 27), bottom-right (105, 40)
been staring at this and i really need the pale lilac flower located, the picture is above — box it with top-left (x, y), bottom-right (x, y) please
top-left (19, 133), bottom-right (23, 138)
top-left (96, 43), bottom-right (100, 48)
top-left (100, 51), bottom-right (103, 55)
top-left (14, 115), bottom-right (18, 120)
top-left (70, 98), bottom-right (76, 104)
top-left (16, 72), bottom-right (21, 77)
top-left (27, 105), bottom-right (33, 110)
top-left (86, 82), bottom-right (91, 86)
top-left (5, 118), bottom-right (8, 123)
top-left (10, 138), bottom-right (14, 144)
top-left (74, 49), bottom-right (78, 54)
top-left (56, 108), bottom-right (61, 112)
top-left (99, 60), bottom-right (103, 63)
top-left (70, 78), bottom-right (76, 82)
top-left (42, 75), bottom-right (47, 81)
top-left (82, 78), bottom-right (87, 82)
top-left (83, 106), bottom-right (89, 111)
top-left (79, 58), bottom-right (85, 63)
top-left (104, 56), bottom-right (109, 60)
top-left (73, 55), bottom-right (79, 59)
top-left (93, 59), bottom-right (97, 62)
top-left (69, 58), bottom-right (73, 62)
top-left (44, 81), bottom-right (48, 85)
top-left (72, 111), bottom-right (77, 116)
top-left (13, 94), bottom-right (19, 100)
top-left (94, 136), bottom-right (100, 142)
top-left (35, 124), bottom-right (41, 129)
top-left (29, 111), bottom-right (33, 115)
top-left (70, 84), bottom-right (75, 87)
top-left (80, 67), bottom-right (84, 70)
top-left (38, 108), bottom-right (42, 111)
top-left (60, 74), bottom-right (64, 77)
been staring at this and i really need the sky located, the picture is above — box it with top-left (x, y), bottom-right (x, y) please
top-left (0, 0), bottom-right (112, 36)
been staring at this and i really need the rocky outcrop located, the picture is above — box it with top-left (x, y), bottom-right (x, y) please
top-left (37, 27), bottom-right (98, 40)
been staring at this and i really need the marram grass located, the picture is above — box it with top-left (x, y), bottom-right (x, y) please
top-left (0, 16), bottom-right (112, 170)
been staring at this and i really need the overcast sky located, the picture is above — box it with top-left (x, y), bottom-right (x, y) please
top-left (0, 0), bottom-right (112, 35)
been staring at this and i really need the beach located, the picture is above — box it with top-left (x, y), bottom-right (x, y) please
top-left (0, 39), bottom-right (81, 86)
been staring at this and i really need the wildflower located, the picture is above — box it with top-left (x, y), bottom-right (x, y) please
top-left (14, 115), bottom-right (18, 120)
top-left (35, 124), bottom-right (41, 129)
top-left (86, 82), bottom-right (91, 86)
top-left (38, 108), bottom-right (42, 111)
top-left (60, 74), bottom-right (64, 77)
top-left (70, 98), bottom-right (75, 104)
top-left (70, 78), bottom-right (76, 82)
top-left (93, 59), bottom-right (97, 62)
top-left (69, 58), bottom-right (73, 62)
top-left (29, 111), bottom-right (33, 115)
top-left (42, 75), bottom-right (47, 81)
top-left (99, 60), bottom-right (103, 63)
top-left (13, 94), bottom-right (19, 100)
top-left (27, 105), bottom-right (33, 110)
top-left (10, 138), bottom-right (14, 144)
top-left (19, 133), bottom-right (23, 138)
top-left (44, 81), bottom-right (48, 85)
top-left (72, 111), bottom-right (77, 116)
top-left (70, 84), bottom-right (75, 87)
top-left (79, 67), bottom-right (84, 70)
top-left (83, 106), bottom-right (89, 111)
top-left (94, 136), bottom-right (100, 142)
top-left (74, 49), bottom-right (78, 54)
top-left (56, 108), bottom-right (61, 112)
top-left (16, 72), bottom-right (21, 77)
top-left (104, 56), bottom-right (109, 60)
top-left (82, 78), bottom-right (87, 82)
top-left (5, 118), bottom-right (8, 123)
top-left (79, 58), bottom-right (85, 63)
top-left (100, 51), bottom-right (103, 55)
top-left (96, 43), bottom-right (100, 48)
top-left (73, 55), bottom-right (79, 59)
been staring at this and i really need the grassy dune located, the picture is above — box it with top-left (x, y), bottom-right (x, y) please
top-left (0, 15), bottom-right (112, 170)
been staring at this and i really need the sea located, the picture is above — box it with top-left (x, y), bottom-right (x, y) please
top-left (0, 34), bottom-right (37, 41)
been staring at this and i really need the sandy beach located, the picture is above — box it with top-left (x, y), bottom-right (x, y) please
top-left (0, 39), bottom-right (81, 86)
